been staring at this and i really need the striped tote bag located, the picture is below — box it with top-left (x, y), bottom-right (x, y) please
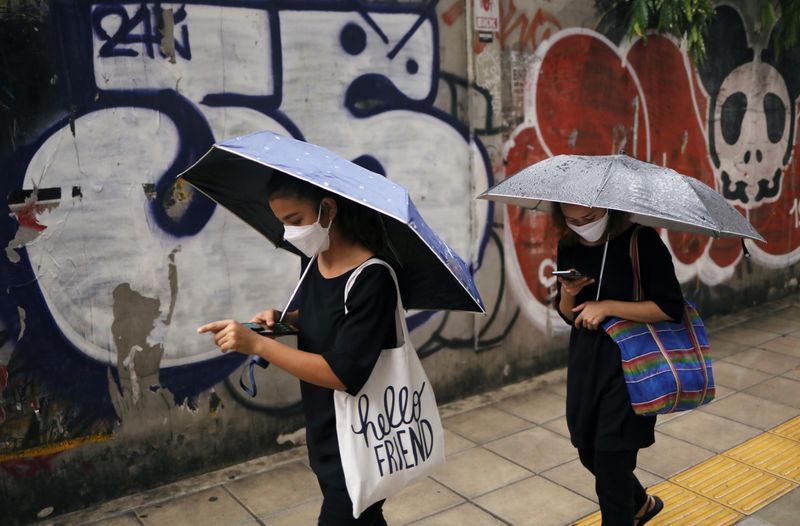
top-left (601, 227), bottom-right (715, 416)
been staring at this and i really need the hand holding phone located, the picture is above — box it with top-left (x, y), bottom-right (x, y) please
top-left (243, 321), bottom-right (299, 337)
top-left (552, 269), bottom-right (586, 281)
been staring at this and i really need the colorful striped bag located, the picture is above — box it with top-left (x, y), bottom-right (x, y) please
top-left (601, 227), bottom-right (715, 416)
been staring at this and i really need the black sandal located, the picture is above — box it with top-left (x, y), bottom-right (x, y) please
top-left (635, 495), bottom-right (664, 525)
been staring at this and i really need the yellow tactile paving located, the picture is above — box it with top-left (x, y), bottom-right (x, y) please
top-left (724, 432), bottom-right (800, 483)
top-left (770, 415), bottom-right (800, 442)
top-left (670, 455), bottom-right (795, 514)
top-left (572, 481), bottom-right (742, 526)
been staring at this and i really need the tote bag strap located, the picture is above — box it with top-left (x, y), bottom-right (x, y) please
top-left (344, 258), bottom-right (408, 346)
top-left (629, 225), bottom-right (644, 302)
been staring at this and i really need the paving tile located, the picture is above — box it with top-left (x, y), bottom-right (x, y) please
top-left (442, 406), bottom-right (531, 444)
top-left (430, 447), bottom-right (531, 498)
top-left (226, 462), bottom-right (319, 517)
top-left (746, 376), bottom-right (800, 409)
top-left (776, 306), bottom-right (800, 321)
top-left (264, 499), bottom-right (322, 526)
top-left (711, 361), bottom-right (772, 390)
top-left (382, 477), bottom-right (463, 524)
top-left (443, 428), bottom-right (475, 457)
top-left (411, 503), bottom-right (505, 525)
top-left (495, 389), bottom-right (566, 424)
top-left (89, 513), bottom-right (142, 526)
top-left (636, 432), bottom-right (715, 478)
top-left (739, 316), bottom-right (800, 336)
top-left (759, 335), bottom-right (800, 357)
top-left (546, 379), bottom-right (567, 397)
top-left (707, 337), bottom-right (754, 359)
top-left (712, 327), bottom-right (781, 347)
top-left (723, 348), bottom-right (800, 375)
top-left (484, 427), bottom-right (576, 473)
top-left (671, 455), bottom-right (794, 514)
top-left (137, 488), bottom-right (257, 526)
top-left (656, 410), bottom-right (762, 452)
top-left (540, 458), bottom-right (663, 505)
top-left (753, 486), bottom-right (800, 526)
top-left (474, 475), bottom-right (596, 526)
top-left (783, 366), bottom-right (800, 381)
top-left (700, 392), bottom-right (800, 430)
top-left (542, 416), bottom-right (571, 438)
top-left (540, 458), bottom-right (598, 503)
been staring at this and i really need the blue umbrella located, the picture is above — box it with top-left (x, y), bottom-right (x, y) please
top-left (177, 131), bottom-right (484, 313)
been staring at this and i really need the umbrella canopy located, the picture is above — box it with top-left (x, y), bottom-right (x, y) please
top-left (478, 154), bottom-right (764, 241)
top-left (178, 131), bottom-right (484, 313)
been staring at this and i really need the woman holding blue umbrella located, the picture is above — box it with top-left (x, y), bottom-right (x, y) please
top-left (199, 173), bottom-right (397, 525)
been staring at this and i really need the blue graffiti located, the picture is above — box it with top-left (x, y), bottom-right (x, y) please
top-left (0, 0), bottom-right (494, 426)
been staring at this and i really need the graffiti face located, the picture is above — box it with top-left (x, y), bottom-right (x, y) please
top-left (714, 62), bottom-right (790, 206)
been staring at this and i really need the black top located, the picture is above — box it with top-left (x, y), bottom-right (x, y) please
top-left (297, 258), bottom-right (398, 488)
top-left (555, 224), bottom-right (684, 451)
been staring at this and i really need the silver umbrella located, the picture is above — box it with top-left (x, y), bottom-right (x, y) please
top-left (478, 154), bottom-right (764, 241)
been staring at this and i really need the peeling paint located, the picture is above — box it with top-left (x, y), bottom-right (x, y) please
top-left (141, 183), bottom-right (157, 201)
top-left (567, 128), bottom-right (578, 149)
top-left (164, 246), bottom-right (180, 325)
top-left (16, 307), bottom-right (26, 340)
top-left (277, 427), bottom-right (306, 446)
top-left (163, 179), bottom-right (194, 220)
top-left (680, 129), bottom-right (689, 156)
top-left (209, 390), bottom-right (223, 416)
top-left (5, 189), bottom-right (60, 263)
top-left (159, 8), bottom-right (177, 64)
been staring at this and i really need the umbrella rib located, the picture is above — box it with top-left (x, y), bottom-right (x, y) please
top-left (589, 158), bottom-right (615, 208)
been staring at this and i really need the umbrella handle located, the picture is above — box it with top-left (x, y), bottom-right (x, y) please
top-left (279, 254), bottom-right (318, 323)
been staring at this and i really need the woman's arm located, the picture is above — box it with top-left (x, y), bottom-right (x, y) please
top-left (558, 275), bottom-right (596, 322)
top-left (198, 320), bottom-right (345, 390)
top-left (250, 309), bottom-right (301, 330)
top-left (573, 299), bottom-right (674, 330)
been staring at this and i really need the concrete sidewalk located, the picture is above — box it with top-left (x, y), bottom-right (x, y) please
top-left (44, 294), bottom-right (800, 526)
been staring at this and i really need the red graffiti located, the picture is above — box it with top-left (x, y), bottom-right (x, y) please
top-left (506, 31), bottom-right (800, 306)
top-left (13, 201), bottom-right (48, 231)
top-left (0, 453), bottom-right (60, 479)
top-left (475, 2), bottom-right (560, 54)
top-left (441, 0), bottom-right (464, 27)
top-left (0, 365), bottom-right (8, 391)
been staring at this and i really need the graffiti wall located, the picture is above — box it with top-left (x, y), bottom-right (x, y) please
top-left (1, 0), bottom-right (798, 521)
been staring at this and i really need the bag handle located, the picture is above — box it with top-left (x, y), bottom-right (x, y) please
top-left (629, 225), bottom-right (644, 302)
top-left (344, 258), bottom-right (408, 347)
top-left (240, 254), bottom-right (318, 398)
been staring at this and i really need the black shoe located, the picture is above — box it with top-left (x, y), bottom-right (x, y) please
top-left (636, 495), bottom-right (664, 525)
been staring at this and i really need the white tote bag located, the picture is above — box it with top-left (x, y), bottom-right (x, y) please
top-left (334, 259), bottom-right (445, 517)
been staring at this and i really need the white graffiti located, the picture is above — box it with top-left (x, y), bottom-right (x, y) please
top-left (16, 4), bottom-right (490, 374)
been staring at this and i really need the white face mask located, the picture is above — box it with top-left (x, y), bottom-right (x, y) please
top-left (567, 211), bottom-right (609, 242)
top-left (283, 204), bottom-right (332, 258)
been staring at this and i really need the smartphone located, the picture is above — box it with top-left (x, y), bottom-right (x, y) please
top-left (552, 269), bottom-right (586, 280)
top-left (243, 321), bottom-right (299, 337)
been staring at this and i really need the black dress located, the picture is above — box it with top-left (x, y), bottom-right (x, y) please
top-left (297, 258), bottom-right (398, 489)
top-left (555, 225), bottom-right (684, 452)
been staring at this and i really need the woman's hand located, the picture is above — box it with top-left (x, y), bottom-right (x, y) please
top-left (197, 320), bottom-right (261, 355)
top-left (249, 309), bottom-right (281, 328)
top-left (572, 301), bottom-right (609, 330)
top-left (558, 272), bottom-right (595, 298)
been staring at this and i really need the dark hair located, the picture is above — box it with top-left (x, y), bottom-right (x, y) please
top-left (266, 171), bottom-right (390, 258)
top-left (550, 204), bottom-right (630, 246)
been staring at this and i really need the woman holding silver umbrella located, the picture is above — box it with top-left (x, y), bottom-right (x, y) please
top-left (480, 153), bottom-right (763, 525)
top-left (553, 203), bottom-right (678, 525)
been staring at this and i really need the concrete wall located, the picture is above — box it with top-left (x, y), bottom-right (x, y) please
top-left (1, 0), bottom-right (798, 522)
